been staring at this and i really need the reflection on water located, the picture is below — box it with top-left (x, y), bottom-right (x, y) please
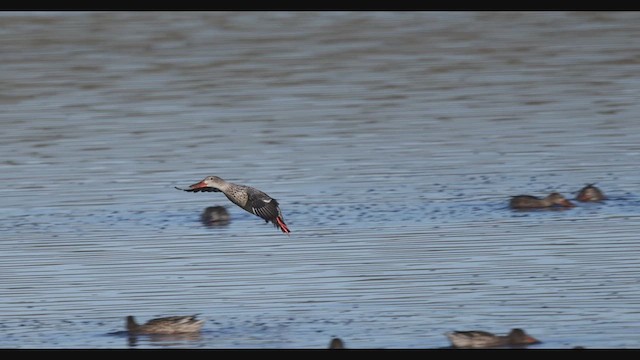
top-left (126, 332), bottom-right (203, 348)
top-left (1, 12), bottom-right (640, 348)
top-left (200, 206), bottom-right (231, 227)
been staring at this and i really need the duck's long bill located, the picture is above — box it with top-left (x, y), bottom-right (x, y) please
top-left (189, 180), bottom-right (208, 189)
top-left (561, 200), bottom-right (575, 207)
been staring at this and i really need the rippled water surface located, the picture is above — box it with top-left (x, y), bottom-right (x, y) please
top-left (2, 11), bottom-right (640, 348)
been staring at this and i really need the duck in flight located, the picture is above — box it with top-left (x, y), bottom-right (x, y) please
top-left (177, 176), bottom-right (290, 234)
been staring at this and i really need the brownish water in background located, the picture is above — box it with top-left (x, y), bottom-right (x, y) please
top-left (1, 12), bottom-right (640, 348)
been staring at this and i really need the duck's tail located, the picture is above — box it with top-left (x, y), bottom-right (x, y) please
top-left (274, 215), bottom-right (290, 235)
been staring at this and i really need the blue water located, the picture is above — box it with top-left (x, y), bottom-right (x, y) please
top-left (1, 11), bottom-right (640, 348)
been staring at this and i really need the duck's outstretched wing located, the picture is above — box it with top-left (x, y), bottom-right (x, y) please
top-left (249, 193), bottom-right (290, 234)
top-left (250, 196), bottom-right (281, 221)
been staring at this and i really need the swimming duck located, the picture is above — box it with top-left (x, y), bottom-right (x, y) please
top-left (576, 184), bottom-right (606, 202)
top-left (445, 328), bottom-right (540, 348)
top-left (126, 315), bottom-right (204, 335)
top-left (177, 176), bottom-right (290, 234)
top-left (509, 192), bottom-right (575, 209)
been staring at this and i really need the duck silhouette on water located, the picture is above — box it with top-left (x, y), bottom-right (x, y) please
top-left (177, 176), bottom-right (290, 234)
top-left (576, 184), bottom-right (606, 202)
top-left (328, 337), bottom-right (345, 349)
